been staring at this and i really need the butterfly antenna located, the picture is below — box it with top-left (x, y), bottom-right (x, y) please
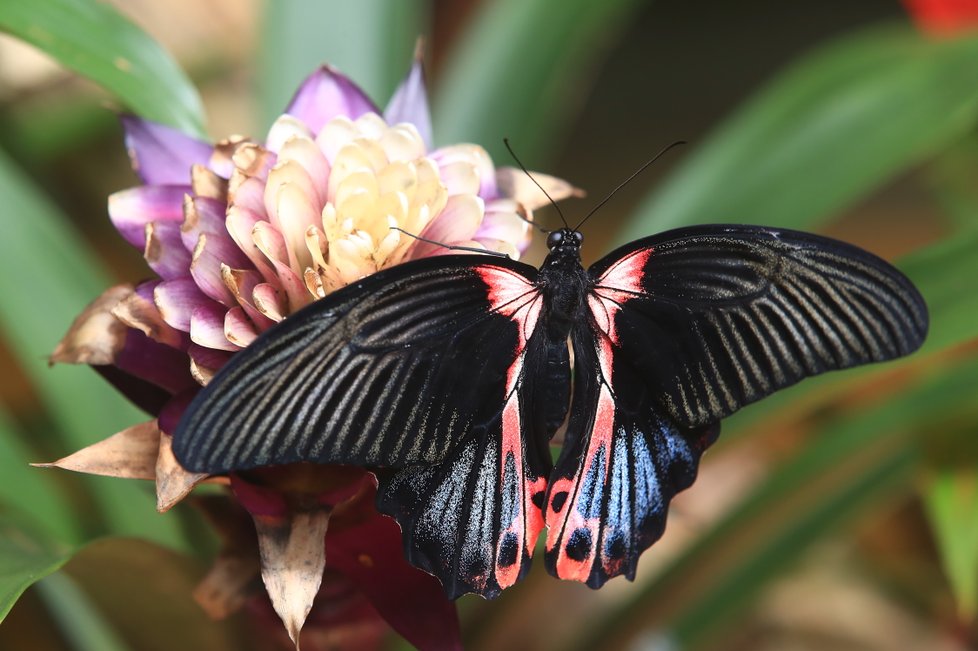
top-left (504, 138), bottom-right (568, 230)
top-left (390, 226), bottom-right (510, 258)
top-left (572, 140), bottom-right (686, 232)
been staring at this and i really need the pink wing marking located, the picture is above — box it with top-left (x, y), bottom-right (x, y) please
top-left (476, 265), bottom-right (546, 588)
top-left (546, 248), bottom-right (651, 581)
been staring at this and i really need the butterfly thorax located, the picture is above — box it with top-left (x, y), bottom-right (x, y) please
top-left (538, 229), bottom-right (591, 341)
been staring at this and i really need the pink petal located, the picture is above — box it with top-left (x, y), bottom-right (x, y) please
top-left (253, 283), bottom-right (286, 322)
top-left (190, 233), bottom-right (250, 305)
top-left (155, 278), bottom-right (213, 332)
top-left (109, 186), bottom-right (187, 249)
top-left (383, 46), bottom-right (432, 149)
top-left (190, 303), bottom-right (240, 351)
top-left (144, 222), bottom-right (192, 280)
top-left (221, 266), bottom-right (277, 331)
top-left (411, 195), bottom-right (484, 258)
top-left (476, 199), bottom-right (533, 253)
top-left (431, 145), bottom-right (498, 200)
top-left (121, 115), bottom-right (213, 185)
top-left (225, 306), bottom-right (258, 347)
top-left (327, 510), bottom-right (462, 651)
top-left (228, 175), bottom-right (268, 216)
top-left (226, 206), bottom-right (278, 284)
top-left (284, 65), bottom-right (379, 136)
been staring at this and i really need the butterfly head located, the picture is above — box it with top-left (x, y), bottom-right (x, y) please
top-left (546, 228), bottom-right (584, 258)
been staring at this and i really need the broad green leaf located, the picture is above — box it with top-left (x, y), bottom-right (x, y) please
top-left (0, 148), bottom-right (186, 550)
top-left (0, 0), bottom-right (206, 137)
top-left (62, 538), bottom-right (251, 651)
top-left (922, 469), bottom-right (978, 619)
top-left (928, 134), bottom-right (978, 228)
top-left (258, 0), bottom-right (427, 127)
top-left (619, 26), bottom-right (978, 242)
top-left (574, 358), bottom-right (978, 651)
top-left (433, 0), bottom-right (643, 161)
top-left (34, 573), bottom-right (131, 651)
top-left (0, 516), bottom-right (70, 622)
top-left (0, 408), bottom-right (82, 545)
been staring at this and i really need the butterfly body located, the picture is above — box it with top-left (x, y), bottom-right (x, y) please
top-left (173, 224), bottom-right (928, 599)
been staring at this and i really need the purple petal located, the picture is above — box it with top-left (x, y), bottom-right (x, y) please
top-left (158, 390), bottom-right (197, 435)
top-left (284, 65), bottom-right (379, 136)
top-left (121, 115), bottom-right (213, 185)
top-left (112, 328), bottom-right (197, 396)
top-left (188, 343), bottom-right (233, 384)
top-left (384, 51), bottom-right (432, 149)
top-left (144, 222), bottom-right (192, 280)
top-left (190, 304), bottom-right (239, 351)
top-left (190, 233), bottom-right (252, 305)
top-left (180, 195), bottom-right (230, 252)
top-left (109, 186), bottom-right (187, 249)
top-left (327, 509), bottom-right (462, 651)
top-left (154, 278), bottom-right (213, 332)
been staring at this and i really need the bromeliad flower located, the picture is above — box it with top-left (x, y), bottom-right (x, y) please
top-left (43, 50), bottom-right (579, 650)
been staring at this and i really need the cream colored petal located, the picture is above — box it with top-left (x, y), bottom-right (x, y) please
top-left (155, 434), bottom-right (208, 512)
top-left (253, 507), bottom-right (331, 647)
top-left (352, 112), bottom-right (387, 139)
top-left (327, 145), bottom-right (379, 201)
top-left (315, 115), bottom-right (359, 163)
top-left (277, 136), bottom-right (331, 207)
top-left (226, 206), bottom-right (278, 284)
top-left (495, 167), bottom-right (585, 210)
top-left (209, 135), bottom-right (249, 178)
top-left (377, 123), bottom-right (425, 163)
top-left (232, 143), bottom-right (276, 184)
top-left (272, 180), bottom-right (320, 274)
top-left (33, 420), bottom-right (160, 480)
top-left (266, 115), bottom-right (314, 154)
top-left (50, 284), bottom-right (133, 365)
top-left (191, 164), bottom-right (228, 201)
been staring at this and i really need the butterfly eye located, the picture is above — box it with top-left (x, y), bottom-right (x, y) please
top-left (546, 231), bottom-right (564, 249)
top-left (573, 231), bottom-right (584, 245)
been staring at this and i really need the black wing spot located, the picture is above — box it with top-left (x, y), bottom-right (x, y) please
top-left (565, 528), bottom-right (592, 561)
top-left (464, 555), bottom-right (488, 579)
top-left (604, 531), bottom-right (627, 560)
top-left (497, 532), bottom-right (519, 567)
top-left (550, 491), bottom-right (568, 513)
top-left (531, 490), bottom-right (547, 510)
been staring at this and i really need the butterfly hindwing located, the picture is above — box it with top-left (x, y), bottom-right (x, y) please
top-left (588, 224), bottom-right (929, 428)
top-left (544, 298), bottom-right (719, 587)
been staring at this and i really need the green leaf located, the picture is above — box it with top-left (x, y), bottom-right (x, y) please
top-left (0, 408), bottom-right (82, 545)
top-left (0, 516), bottom-right (70, 622)
top-left (0, 147), bottom-right (186, 550)
top-left (0, 0), bottom-right (205, 137)
top-left (574, 358), bottom-right (978, 651)
top-left (61, 538), bottom-right (251, 651)
top-left (922, 469), bottom-right (978, 619)
top-left (619, 26), bottom-right (978, 242)
top-left (258, 0), bottom-right (427, 127)
top-left (34, 573), bottom-right (131, 651)
top-left (433, 0), bottom-right (643, 161)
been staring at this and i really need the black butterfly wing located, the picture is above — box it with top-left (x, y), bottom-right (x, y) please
top-left (545, 318), bottom-right (719, 587)
top-left (173, 255), bottom-right (554, 597)
top-left (588, 224), bottom-right (929, 428)
top-left (544, 224), bottom-right (927, 587)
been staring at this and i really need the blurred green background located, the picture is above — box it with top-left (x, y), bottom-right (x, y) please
top-left (1, 0), bottom-right (978, 649)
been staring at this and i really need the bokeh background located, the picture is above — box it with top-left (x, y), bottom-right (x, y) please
top-left (1, 0), bottom-right (977, 649)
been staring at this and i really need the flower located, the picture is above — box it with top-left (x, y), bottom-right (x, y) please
top-left (43, 49), bottom-right (578, 650)
top-left (903, 0), bottom-right (978, 34)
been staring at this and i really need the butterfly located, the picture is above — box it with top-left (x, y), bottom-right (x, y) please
top-left (172, 222), bottom-right (928, 599)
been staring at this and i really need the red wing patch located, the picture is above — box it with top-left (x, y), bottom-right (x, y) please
top-left (476, 265), bottom-right (547, 589)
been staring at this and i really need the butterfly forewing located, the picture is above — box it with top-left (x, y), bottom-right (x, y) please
top-left (587, 225), bottom-right (929, 428)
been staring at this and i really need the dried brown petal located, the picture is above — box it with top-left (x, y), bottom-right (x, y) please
top-left (34, 420), bottom-right (160, 480)
top-left (155, 434), bottom-right (208, 512)
top-left (50, 284), bottom-right (134, 365)
top-left (111, 281), bottom-right (184, 348)
top-left (191, 163), bottom-right (229, 201)
top-left (496, 166), bottom-right (585, 210)
top-left (253, 506), bottom-right (332, 648)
